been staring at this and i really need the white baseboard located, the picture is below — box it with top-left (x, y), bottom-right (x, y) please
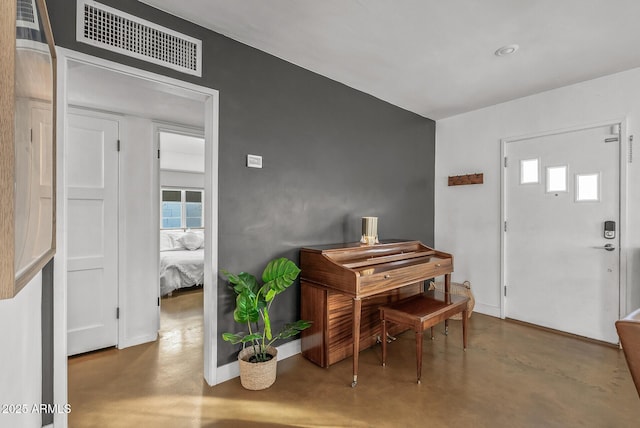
top-left (215, 339), bottom-right (301, 385)
top-left (473, 302), bottom-right (501, 318)
top-left (118, 332), bottom-right (158, 350)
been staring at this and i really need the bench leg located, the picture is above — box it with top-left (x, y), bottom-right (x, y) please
top-left (430, 326), bottom-right (434, 340)
top-left (462, 310), bottom-right (468, 350)
top-left (381, 319), bottom-right (387, 367)
top-left (444, 274), bottom-right (451, 336)
top-left (416, 329), bottom-right (423, 384)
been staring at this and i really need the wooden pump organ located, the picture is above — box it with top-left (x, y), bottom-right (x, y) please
top-left (299, 240), bottom-right (454, 386)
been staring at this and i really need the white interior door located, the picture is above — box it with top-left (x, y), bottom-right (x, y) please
top-left (505, 124), bottom-right (620, 343)
top-left (67, 113), bottom-right (119, 356)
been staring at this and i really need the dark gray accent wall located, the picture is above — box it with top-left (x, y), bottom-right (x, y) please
top-left (47, 0), bottom-right (435, 366)
top-left (42, 259), bottom-right (54, 426)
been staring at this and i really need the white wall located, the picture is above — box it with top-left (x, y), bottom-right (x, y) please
top-left (0, 273), bottom-right (42, 428)
top-left (159, 132), bottom-right (204, 173)
top-left (159, 131), bottom-right (205, 189)
top-left (160, 152), bottom-right (204, 173)
top-left (435, 67), bottom-right (640, 317)
top-left (160, 170), bottom-right (205, 189)
top-left (118, 116), bottom-right (160, 348)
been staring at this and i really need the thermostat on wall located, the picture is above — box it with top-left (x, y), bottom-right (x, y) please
top-left (247, 154), bottom-right (263, 168)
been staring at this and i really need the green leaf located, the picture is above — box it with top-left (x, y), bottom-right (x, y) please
top-left (222, 270), bottom-right (260, 295)
top-left (222, 332), bottom-right (245, 344)
top-left (221, 332), bottom-right (263, 345)
top-left (240, 333), bottom-right (262, 344)
top-left (233, 291), bottom-right (260, 324)
top-left (264, 310), bottom-right (272, 340)
top-left (275, 320), bottom-right (312, 340)
top-left (238, 272), bottom-right (260, 293)
top-left (262, 258), bottom-right (301, 295)
top-left (265, 288), bottom-right (277, 302)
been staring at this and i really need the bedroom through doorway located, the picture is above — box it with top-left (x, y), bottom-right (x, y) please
top-left (158, 128), bottom-right (206, 334)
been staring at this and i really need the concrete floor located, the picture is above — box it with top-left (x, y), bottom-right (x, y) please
top-left (68, 288), bottom-right (639, 427)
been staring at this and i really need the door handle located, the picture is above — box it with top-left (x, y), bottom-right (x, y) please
top-left (593, 244), bottom-right (616, 251)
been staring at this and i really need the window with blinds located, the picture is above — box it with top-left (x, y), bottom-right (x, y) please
top-left (161, 189), bottom-right (203, 229)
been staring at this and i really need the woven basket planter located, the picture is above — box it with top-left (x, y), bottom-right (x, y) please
top-left (237, 346), bottom-right (278, 390)
top-left (428, 280), bottom-right (475, 320)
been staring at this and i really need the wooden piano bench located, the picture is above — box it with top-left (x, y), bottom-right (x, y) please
top-left (379, 290), bottom-right (469, 384)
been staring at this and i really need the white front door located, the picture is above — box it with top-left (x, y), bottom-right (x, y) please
top-left (504, 123), bottom-right (620, 343)
top-left (66, 113), bottom-right (120, 356)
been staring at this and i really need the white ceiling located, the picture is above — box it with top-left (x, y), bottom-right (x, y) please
top-left (140, 0), bottom-right (640, 119)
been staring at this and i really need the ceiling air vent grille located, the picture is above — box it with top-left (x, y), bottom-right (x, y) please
top-left (76, 0), bottom-right (202, 76)
top-left (17, 0), bottom-right (39, 30)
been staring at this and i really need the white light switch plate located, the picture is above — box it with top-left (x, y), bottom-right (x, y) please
top-left (247, 154), bottom-right (263, 168)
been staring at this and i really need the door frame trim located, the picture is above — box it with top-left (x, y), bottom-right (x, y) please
top-left (500, 118), bottom-right (629, 324)
top-left (54, 47), bottom-right (219, 426)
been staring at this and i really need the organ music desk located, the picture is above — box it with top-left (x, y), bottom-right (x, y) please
top-left (300, 240), bottom-right (454, 386)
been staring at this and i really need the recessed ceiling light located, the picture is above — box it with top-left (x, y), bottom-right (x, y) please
top-left (495, 44), bottom-right (519, 57)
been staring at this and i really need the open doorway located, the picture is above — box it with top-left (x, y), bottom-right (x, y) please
top-left (157, 128), bottom-right (205, 338)
top-left (55, 49), bottom-right (220, 420)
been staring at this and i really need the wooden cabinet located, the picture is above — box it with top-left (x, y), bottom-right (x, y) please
top-left (301, 280), bottom-right (421, 367)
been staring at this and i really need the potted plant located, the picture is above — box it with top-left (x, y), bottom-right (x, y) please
top-left (221, 257), bottom-right (311, 390)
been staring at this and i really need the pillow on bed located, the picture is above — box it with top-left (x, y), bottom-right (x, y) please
top-left (177, 231), bottom-right (204, 250)
top-left (160, 231), bottom-right (175, 251)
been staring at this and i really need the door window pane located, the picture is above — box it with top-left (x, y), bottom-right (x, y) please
top-left (546, 166), bottom-right (567, 192)
top-left (576, 173), bottom-right (599, 202)
top-left (520, 158), bottom-right (539, 184)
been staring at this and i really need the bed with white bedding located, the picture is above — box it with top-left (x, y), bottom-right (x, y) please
top-left (160, 230), bottom-right (204, 296)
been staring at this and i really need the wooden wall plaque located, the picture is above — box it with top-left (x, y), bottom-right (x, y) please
top-left (448, 173), bottom-right (483, 186)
